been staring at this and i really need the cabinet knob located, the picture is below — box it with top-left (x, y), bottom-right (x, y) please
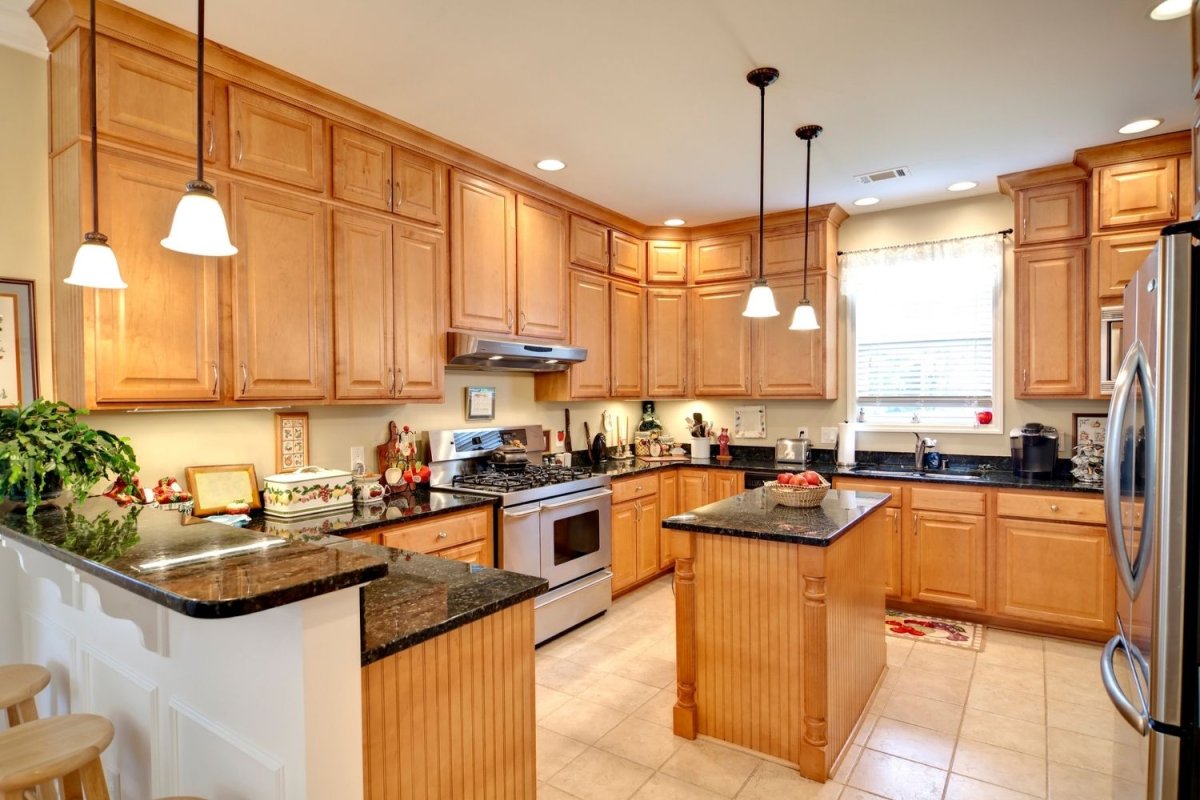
top-left (437, 531), bottom-right (448, 540)
top-left (1049, 503), bottom-right (1059, 512)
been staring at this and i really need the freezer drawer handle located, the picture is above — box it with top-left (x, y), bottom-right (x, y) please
top-left (1100, 634), bottom-right (1148, 736)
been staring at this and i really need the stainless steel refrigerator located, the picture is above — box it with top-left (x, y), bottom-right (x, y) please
top-left (1102, 219), bottom-right (1198, 799)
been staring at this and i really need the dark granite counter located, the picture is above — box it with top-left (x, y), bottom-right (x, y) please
top-left (242, 489), bottom-right (496, 541)
top-left (663, 487), bottom-right (890, 546)
top-left (0, 498), bottom-right (387, 619)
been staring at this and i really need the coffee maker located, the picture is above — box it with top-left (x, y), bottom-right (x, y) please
top-left (1010, 422), bottom-right (1059, 477)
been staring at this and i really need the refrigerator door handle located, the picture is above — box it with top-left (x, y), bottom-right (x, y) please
top-left (1101, 634), bottom-right (1149, 736)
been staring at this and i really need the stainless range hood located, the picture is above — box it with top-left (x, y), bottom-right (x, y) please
top-left (446, 332), bottom-right (585, 372)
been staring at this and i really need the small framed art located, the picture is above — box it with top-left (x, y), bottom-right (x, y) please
top-left (733, 404), bottom-right (767, 439)
top-left (466, 386), bottom-right (496, 421)
top-left (1073, 413), bottom-right (1108, 447)
top-left (274, 411), bottom-right (310, 472)
top-left (184, 464), bottom-right (261, 516)
top-left (0, 278), bottom-right (38, 409)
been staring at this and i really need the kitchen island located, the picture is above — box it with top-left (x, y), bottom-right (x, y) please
top-left (663, 487), bottom-right (890, 782)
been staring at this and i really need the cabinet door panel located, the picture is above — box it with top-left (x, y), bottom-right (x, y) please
top-left (569, 215), bottom-right (609, 271)
top-left (332, 211), bottom-right (393, 399)
top-left (392, 147), bottom-right (446, 227)
top-left (996, 518), bottom-right (1115, 633)
top-left (658, 471), bottom-right (679, 569)
top-left (231, 185), bottom-right (328, 400)
top-left (228, 87), bottom-right (325, 190)
top-left (1091, 230), bottom-right (1158, 300)
top-left (610, 231), bottom-right (645, 282)
top-left (92, 154), bottom-right (221, 403)
top-left (762, 224), bottom-right (827, 277)
top-left (331, 127), bottom-right (390, 211)
top-left (394, 226), bottom-right (446, 399)
top-left (449, 171), bottom-right (516, 334)
top-left (709, 471), bottom-right (743, 503)
top-left (516, 194), bottom-right (568, 341)
top-left (1017, 181), bottom-right (1086, 245)
top-left (753, 276), bottom-right (833, 398)
top-left (883, 508), bottom-right (903, 601)
top-left (691, 234), bottom-right (752, 283)
top-left (677, 469), bottom-right (709, 513)
top-left (691, 284), bottom-right (752, 396)
top-left (647, 240), bottom-right (687, 283)
top-left (1097, 158), bottom-right (1178, 230)
top-left (911, 512), bottom-right (986, 610)
top-left (611, 501), bottom-right (638, 593)
top-left (647, 289), bottom-right (688, 397)
top-left (609, 282), bottom-right (644, 397)
top-left (1015, 245), bottom-right (1087, 396)
top-left (568, 271), bottom-right (610, 398)
top-left (636, 496), bottom-right (661, 581)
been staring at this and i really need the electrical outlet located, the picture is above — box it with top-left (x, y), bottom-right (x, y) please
top-left (350, 446), bottom-right (365, 471)
top-left (797, 426), bottom-right (810, 441)
top-left (820, 426), bottom-right (838, 444)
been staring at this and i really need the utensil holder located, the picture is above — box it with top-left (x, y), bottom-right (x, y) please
top-left (691, 437), bottom-right (711, 460)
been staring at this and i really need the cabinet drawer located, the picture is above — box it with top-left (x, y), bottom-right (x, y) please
top-left (997, 492), bottom-right (1105, 525)
top-left (830, 478), bottom-right (902, 508)
top-left (435, 539), bottom-right (490, 566)
top-left (910, 487), bottom-right (985, 515)
top-left (380, 509), bottom-right (488, 554)
top-left (612, 476), bottom-right (658, 504)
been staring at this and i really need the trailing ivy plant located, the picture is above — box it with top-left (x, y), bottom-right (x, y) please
top-left (0, 400), bottom-right (140, 518)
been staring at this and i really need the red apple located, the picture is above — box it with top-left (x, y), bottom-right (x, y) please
top-left (975, 409), bottom-right (993, 425)
top-left (776, 473), bottom-right (793, 485)
top-left (801, 470), bottom-right (822, 486)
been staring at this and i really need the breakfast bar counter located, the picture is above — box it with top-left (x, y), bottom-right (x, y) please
top-left (663, 487), bottom-right (890, 782)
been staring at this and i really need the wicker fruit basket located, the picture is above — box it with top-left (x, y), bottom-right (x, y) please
top-left (765, 476), bottom-right (830, 508)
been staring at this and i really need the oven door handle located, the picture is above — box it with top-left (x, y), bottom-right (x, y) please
top-left (540, 489), bottom-right (613, 511)
top-left (1101, 634), bottom-right (1148, 736)
top-left (503, 506), bottom-right (542, 519)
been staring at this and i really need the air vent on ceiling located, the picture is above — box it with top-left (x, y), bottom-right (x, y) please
top-left (855, 167), bottom-right (911, 185)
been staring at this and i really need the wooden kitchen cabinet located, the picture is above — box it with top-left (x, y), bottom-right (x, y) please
top-left (1015, 244), bottom-right (1088, 397)
top-left (436, 539), bottom-right (489, 565)
top-left (378, 507), bottom-right (492, 566)
top-left (449, 170), bottom-right (517, 334)
top-left (569, 214), bottom-right (610, 271)
top-left (230, 184), bottom-right (329, 401)
top-left (881, 508), bottom-right (903, 601)
top-left (611, 500), bottom-right (639, 593)
top-left (910, 511), bottom-right (987, 611)
top-left (609, 282), bottom-right (644, 397)
top-left (658, 470), bottom-right (679, 568)
top-left (228, 86), bottom-right (325, 191)
top-left (568, 271), bottom-right (610, 397)
top-left (690, 283), bottom-right (752, 396)
top-left (1095, 157), bottom-right (1179, 231)
top-left (515, 194), bottom-right (569, 340)
top-left (709, 471), bottom-right (744, 502)
top-left (392, 225), bottom-right (446, 399)
top-left (1091, 229), bottom-right (1158, 300)
top-left (96, 37), bottom-right (219, 164)
top-left (1015, 180), bottom-right (1087, 245)
top-left (691, 233), bottom-right (753, 283)
top-left (647, 240), bottom-right (688, 283)
top-left (331, 126), bottom-right (446, 226)
top-left (646, 288), bottom-right (688, 397)
top-left (636, 495), bottom-right (661, 582)
top-left (89, 153), bottom-right (222, 404)
top-left (332, 211), bottom-right (393, 399)
top-left (762, 222), bottom-right (834, 278)
top-left (753, 275), bottom-right (836, 398)
top-left (677, 468), bottom-right (710, 514)
top-left (610, 231), bottom-right (645, 282)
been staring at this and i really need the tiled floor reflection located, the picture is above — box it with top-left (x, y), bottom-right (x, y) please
top-left (536, 575), bottom-right (1144, 799)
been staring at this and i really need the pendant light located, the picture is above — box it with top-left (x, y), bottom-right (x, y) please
top-left (742, 67), bottom-right (781, 318)
top-left (162, 0), bottom-right (237, 256)
top-left (789, 124), bottom-right (823, 331)
top-left (64, 0), bottom-right (126, 289)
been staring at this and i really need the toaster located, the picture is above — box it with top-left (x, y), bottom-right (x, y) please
top-left (775, 438), bottom-right (811, 465)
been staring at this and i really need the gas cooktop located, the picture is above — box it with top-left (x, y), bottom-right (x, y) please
top-left (450, 464), bottom-right (596, 493)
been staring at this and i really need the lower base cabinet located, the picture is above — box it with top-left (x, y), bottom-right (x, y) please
top-left (910, 511), bottom-right (987, 611)
top-left (376, 508), bottom-right (493, 566)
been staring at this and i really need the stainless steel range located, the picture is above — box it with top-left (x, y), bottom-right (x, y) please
top-left (428, 425), bottom-right (612, 643)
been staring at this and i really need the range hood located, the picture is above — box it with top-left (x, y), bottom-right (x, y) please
top-left (446, 333), bottom-right (585, 372)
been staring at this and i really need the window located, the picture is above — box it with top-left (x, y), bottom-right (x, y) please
top-left (843, 234), bottom-right (1004, 432)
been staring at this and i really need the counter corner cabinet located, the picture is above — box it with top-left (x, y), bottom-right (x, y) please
top-left (664, 487), bottom-right (889, 781)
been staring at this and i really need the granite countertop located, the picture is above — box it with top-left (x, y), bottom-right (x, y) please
top-left (0, 498), bottom-right (388, 619)
top-left (663, 487), bottom-right (890, 546)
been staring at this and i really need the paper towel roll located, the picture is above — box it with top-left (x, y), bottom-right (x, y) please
top-left (836, 421), bottom-right (857, 466)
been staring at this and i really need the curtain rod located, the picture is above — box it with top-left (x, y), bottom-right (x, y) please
top-left (836, 228), bottom-right (1012, 257)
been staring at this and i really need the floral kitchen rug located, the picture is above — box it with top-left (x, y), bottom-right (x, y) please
top-left (885, 610), bottom-right (984, 651)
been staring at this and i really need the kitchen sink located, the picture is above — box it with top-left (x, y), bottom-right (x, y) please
top-left (848, 466), bottom-right (985, 481)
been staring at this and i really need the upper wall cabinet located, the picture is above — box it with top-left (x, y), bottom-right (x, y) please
top-left (569, 215), bottom-right (644, 281)
top-left (96, 37), bottom-right (220, 164)
top-left (690, 283), bottom-right (752, 396)
top-left (228, 87), bottom-right (326, 191)
top-left (516, 194), bottom-right (569, 341)
top-left (763, 222), bottom-right (837, 279)
top-left (753, 276), bottom-right (837, 398)
top-left (1095, 158), bottom-right (1180, 231)
top-left (449, 170), bottom-right (517, 335)
top-left (646, 288), bottom-right (688, 397)
top-left (1016, 181), bottom-right (1087, 246)
top-left (1014, 245), bottom-right (1088, 397)
top-left (331, 126), bottom-right (447, 226)
top-left (647, 240), bottom-right (688, 283)
top-left (609, 282), bottom-right (644, 397)
top-left (691, 234), bottom-right (753, 283)
top-left (1091, 229), bottom-right (1158, 301)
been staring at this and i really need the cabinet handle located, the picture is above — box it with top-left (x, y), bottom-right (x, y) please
top-left (206, 119), bottom-right (215, 157)
top-left (388, 367), bottom-right (396, 395)
top-left (210, 362), bottom-right (218, 396)
top-left (635, 500), bottom-right (642, 521)
top-left (240, 362), bottom-right (248, 394)
top-left (520, 310), bottom-right (527, 332)
top-left (235, 130), bottom-right (244, 163)
top-left (1170, 191), bottom-right (1176, 218)
top-left (387, 178), bottom-right (393, 211)
top-left (1021, 216), bottom-right (1027, 240)
top-left (1022, 368), bottom-right (1028, 390)
top-left (397, 369), bottom-right (405, 395)
top-left (912, 512), bottom-right (917, 533)
top-left (507, 308), bottom-right (514, 328)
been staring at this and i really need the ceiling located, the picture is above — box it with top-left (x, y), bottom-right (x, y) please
top-left (1, 0), bottom-right (1194, 226)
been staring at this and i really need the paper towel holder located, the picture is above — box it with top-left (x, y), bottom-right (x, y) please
top-left (836, 420), bottom-right (857, 467)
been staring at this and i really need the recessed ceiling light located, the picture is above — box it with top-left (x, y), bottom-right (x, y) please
top-left (1118, 118), bottom-right (1163, 135)
top-left (947, 181), bottom-right (977, 192)
top-left (853, 197), bottom-right (880, 207)
top-left (664, 218), bottom-right (686, 226)
top-left (1149, 0), bottom-right (1190, 20)
top-left (536, 159), bottom-right (566, 171)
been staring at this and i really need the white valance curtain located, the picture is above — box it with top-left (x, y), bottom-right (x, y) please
top-left (840, 233), bottom-right (1003, 299)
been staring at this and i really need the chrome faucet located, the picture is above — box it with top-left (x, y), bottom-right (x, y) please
top-left (914, 433), bottom-right (936, 471)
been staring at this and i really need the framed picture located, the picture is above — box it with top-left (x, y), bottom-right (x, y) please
top-left (0, 278), bottom-right (38, 409)
top-left (1073, 413), bottom-right (1109, 447)
top-left (274, 411), bottom-right (310, 473)
top-left (184, 464), bottom-right (261, 516)
top-left (465, 386), bottom-right (496, 421)
top-left (733, 404), bottom-right (767, 439)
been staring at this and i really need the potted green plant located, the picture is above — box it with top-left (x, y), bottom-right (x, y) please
top-left (0, 400), bottom-right (140, 518)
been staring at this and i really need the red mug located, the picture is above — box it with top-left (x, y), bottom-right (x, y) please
top-left (975, 410), bottom-right (993, 425)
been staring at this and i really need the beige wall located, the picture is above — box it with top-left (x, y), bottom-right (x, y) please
top-left (4, 42), bottom-right (1104, 487)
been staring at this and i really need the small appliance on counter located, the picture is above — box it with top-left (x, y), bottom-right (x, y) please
top-left (263, 465), bottom-right (354, 517)
top-left (1009, 423), bottom-right (1059, 477)
top-left (775, 437), bottom-right (811, 465)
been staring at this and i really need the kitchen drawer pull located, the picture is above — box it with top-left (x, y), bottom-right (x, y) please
top-left (235, 130), bottom-right (244, 163)
top-left (206, 119), bottom-right (215, 157)
top-left (1050, 503), bottom-right (1059, 512)
top-left (540, 489), bottom-right (613, 510)
top-left (437, 531), bottom-right (448, 540)
top-left (240, 362), bottom-right (248, 394)
top-left (210, 362), bottom-right (219, 396)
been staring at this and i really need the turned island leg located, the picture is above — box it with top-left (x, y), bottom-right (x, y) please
top-left (800, 574), bottom-right (829, 779)
top-left (673, 530), bottom-right (698, 739)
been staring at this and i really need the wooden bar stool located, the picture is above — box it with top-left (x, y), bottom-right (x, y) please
top-left (0, 664), bottom-right (50, 727)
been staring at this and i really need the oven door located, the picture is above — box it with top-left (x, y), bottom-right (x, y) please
top-left (539, 488), bottom-right (612, 589)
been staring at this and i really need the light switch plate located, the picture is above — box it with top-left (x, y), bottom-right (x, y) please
top-left (350, 446), bottom-right (365, 471)
top-left (820, 427), bottom-right (838, 444)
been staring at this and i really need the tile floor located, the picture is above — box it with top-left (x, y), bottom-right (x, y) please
top-left (535, 575), bottom-right (1145, 800)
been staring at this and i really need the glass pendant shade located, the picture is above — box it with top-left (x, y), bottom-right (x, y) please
top-left (743, 281), bottom-right (780, 318)
top-left (65, 232), bottom-right (126, 289)
top-left (161, 181), bottom-right (238, 256)
top-left (789, 299), bottom-right (819, 331)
